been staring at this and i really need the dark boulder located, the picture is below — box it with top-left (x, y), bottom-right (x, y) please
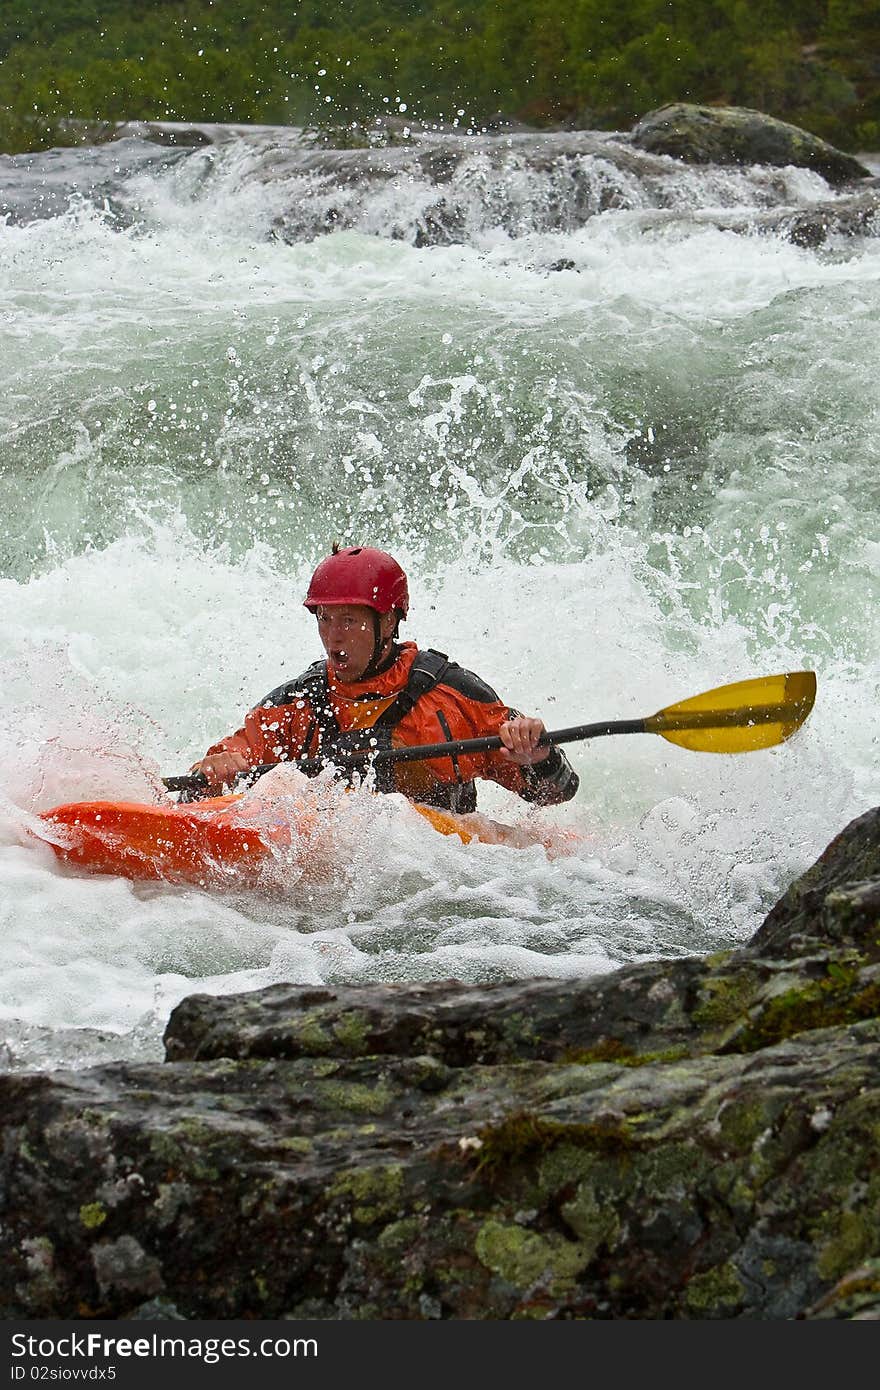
top-left (750, 804), bottom-right (880, 958)
top-left (630, 103), bottom-right (872, 187)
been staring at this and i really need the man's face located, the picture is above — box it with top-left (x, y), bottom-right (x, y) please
top-left (315, 604), bottom-right (393, 682)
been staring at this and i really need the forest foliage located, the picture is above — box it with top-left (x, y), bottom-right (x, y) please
top-left (1, 1), bottom-right (878, 153)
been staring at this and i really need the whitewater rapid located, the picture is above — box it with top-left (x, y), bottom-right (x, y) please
top-left (1, 126), bottom-right (877, 1071)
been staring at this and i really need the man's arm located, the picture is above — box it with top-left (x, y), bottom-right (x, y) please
top-left (190, 731), bottom-right (254, 790)
top-left (191, 691), bottom-right (317, 790)
top-left (498, 713), bottom-right (580, 806)
top-left (424, 666), bottom-right (579, 807)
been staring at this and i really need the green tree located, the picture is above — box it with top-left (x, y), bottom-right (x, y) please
top-left (1, 0), bottom-right (877, 153)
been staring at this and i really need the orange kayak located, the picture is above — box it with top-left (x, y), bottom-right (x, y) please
top-left (37, 790), bottom-right (476, 886)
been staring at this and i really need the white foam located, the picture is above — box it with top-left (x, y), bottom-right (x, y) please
top-left (1, 148), bottom-right (877, 1070)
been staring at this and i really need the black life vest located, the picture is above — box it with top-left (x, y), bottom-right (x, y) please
top-left (280, 649), bottom-right (478, 814)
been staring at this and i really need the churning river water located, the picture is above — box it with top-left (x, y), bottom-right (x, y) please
top-left (1, 124), bottom-right (878, 1072)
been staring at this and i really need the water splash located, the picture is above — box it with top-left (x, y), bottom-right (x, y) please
top-left (0, 128), bottom-right (877, 1070)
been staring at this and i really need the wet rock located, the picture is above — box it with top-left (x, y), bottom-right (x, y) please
top-left (778, 188), bottom-right (880, 246)
top-left (108, 121), bottom-right (214, 148)
top-left (0, 138), bottom-right (191, 226)
top-left (750, 805), bottom-right (880, 957)
top-left (484, 113), bottom-right (538, 134)
top-left (6, 117), bottom-right (875, 247)
top-left (804, 1259), bottom-right (880, 1319)
top-left (627, 187), bottom-right (880, 247)
top-left (412, 200), bottom-right (468, 248)
top-left (722, 187), bottom-right (880, 246)
top-left (416, 149), bottom-right (462, 184)
top-left (91, 1235), bottom-right (164, 1301)
top-left (126, 1296), bottom-right (187, 1320)
top-left (162, 961), bottom-right (733, 1066)
top-left (630, 103), bottom-right (872, 186)
top-left (3, 1022), bottom-right (880, 1319)
top-left (2, 804), bottom-right (879, 1319)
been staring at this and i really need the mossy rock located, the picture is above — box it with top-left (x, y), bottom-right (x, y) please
top-left (630, 103), bottom-right (871, 186)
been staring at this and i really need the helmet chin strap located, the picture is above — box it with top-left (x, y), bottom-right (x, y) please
top-left (360, 612), bottom-right (397, 679)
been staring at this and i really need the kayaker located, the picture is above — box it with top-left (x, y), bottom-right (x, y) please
top-left (190, 545), bottom-right (579, 812)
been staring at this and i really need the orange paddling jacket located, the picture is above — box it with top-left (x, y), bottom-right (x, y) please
top-left (204, 642), bottom-right (579, 812)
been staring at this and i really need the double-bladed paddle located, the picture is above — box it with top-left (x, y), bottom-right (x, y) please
top-left (162, 670), bottom-right (816, 795)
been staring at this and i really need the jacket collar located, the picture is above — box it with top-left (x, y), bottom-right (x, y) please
top-left (325, 642), bottom-right (418, 699)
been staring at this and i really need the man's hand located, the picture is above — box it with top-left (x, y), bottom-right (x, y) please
top-left (498, 716), bottom-right (551, 765)
top-left (190, 751), bottom-right (251, 789)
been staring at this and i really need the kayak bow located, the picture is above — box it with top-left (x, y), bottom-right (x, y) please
top-left (36, 790), bottom-right (476, 885)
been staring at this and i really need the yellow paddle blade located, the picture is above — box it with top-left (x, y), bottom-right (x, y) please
top-left (645, 671), bottom-right (816, 753)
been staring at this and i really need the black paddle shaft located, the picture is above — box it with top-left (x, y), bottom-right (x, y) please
top-left (161, 717), bottom-right (648, 793)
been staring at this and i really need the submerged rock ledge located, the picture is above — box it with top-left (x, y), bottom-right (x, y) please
top-left (2, 103), bottom-right (876, 249)
top-left (2, 806), bottom-right (879, 1320)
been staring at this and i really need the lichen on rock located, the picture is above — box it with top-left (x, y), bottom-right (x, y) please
top-left (1, 803), bottom-right (879, 1318)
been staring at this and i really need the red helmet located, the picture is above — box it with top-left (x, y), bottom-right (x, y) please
top-left (304, 546), bottom-right (409, 618)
